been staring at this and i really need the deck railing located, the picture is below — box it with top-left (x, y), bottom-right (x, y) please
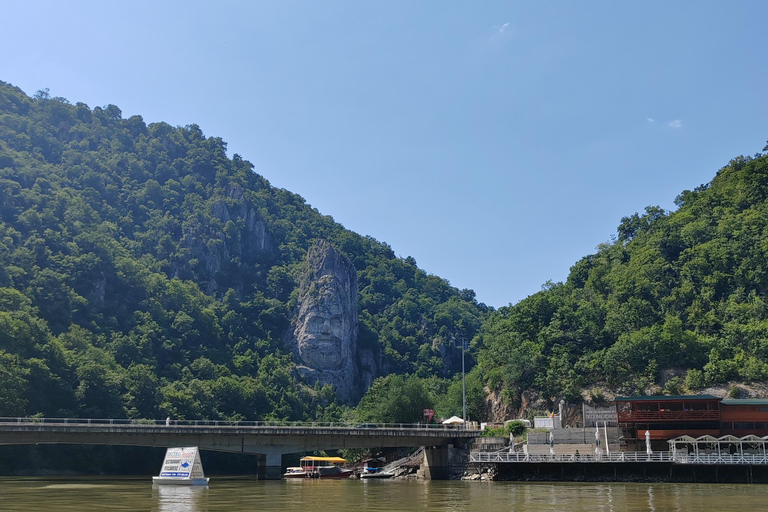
top-left (470, 451), bottom-right (768, 465)
top-left (617, 410), bottom-right (720, 422)
top-left (470, 451), bottom-right (673, 463)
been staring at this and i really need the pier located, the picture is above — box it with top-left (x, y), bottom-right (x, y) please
top-left (470, 437), bottom-right (768, 483)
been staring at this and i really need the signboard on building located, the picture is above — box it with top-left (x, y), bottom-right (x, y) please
top-left (583, 403), bottom-right (617, 427)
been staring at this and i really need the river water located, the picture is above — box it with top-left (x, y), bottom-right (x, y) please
top-left (2, 477), bottom-right (766, 511)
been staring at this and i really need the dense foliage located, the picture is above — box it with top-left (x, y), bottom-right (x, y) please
top-left (5, 77), bottom-right (765, 428)
top-left (0, 81), bottom-right (489, 421)
top-left (476, 147), bottom-right (768, 407)
top-left (353, 367), bottom-right (487, 423)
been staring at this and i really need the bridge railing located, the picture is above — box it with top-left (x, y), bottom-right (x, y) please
top-left (0, 417), bottom-right (480, 432)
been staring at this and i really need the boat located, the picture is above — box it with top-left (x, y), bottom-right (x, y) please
top-left (284, 456), bottom-right (354, 479)
top-left (360, 466), bottom-right (394, 479)
top-left (152, 447), bottom-right (210, 486)
top-left (358, 457), bottom-right (394, 479)
top-left (283, 466), bottom-right (308, 479)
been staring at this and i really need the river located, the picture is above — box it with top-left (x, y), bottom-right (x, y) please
top-left (1, 477), bottom-right (766, 511)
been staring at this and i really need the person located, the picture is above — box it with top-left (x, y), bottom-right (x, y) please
top-left (166, 417), bottom-right (171, 426)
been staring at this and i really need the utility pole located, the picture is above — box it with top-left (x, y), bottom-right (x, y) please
top-left (458, 336), bottom-right (467, 424)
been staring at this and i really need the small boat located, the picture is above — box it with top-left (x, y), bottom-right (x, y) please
top-left (283, 466), bottom-right (308, 479)
top-left (284, 456), bottom-right (353, 479)
top-left (357, 457), bottom-right (393, 479)
top-left (360, 467), bottom-right (394, 479)
top-left (153, 447), bottom-right (209, 486)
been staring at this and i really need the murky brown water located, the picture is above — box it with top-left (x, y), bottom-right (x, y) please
top-left (1, 477), bottom-right (767, 511)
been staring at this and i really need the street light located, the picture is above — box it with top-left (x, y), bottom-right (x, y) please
top-left (458, 336), bottom-right (467, 423)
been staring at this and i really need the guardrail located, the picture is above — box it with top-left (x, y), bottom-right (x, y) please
top-left (0, 417), bottom-right (480, 431)
top-left (470, 451), bottom-right (768, 465)
top-left (471, 451), bottom-right (674, 463)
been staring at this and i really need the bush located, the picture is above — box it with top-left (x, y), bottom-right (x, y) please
top-left (506, 420), bottom-right (527, 437)
top-left (589, 387), bottom-right (605, 403)
top-left (663, 376), bottom-right (683, 395)
top-left (481, 421), bottom-right (526, 438)
top-left (685, 369), bottom-right (704, 390)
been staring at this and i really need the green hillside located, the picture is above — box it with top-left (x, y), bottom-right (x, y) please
top-left (0, 81), bottom-right (488, 421)
top-left (476, 148), bottom-right (768, 408)
top-left (3, 77), bottom-right (767, 428)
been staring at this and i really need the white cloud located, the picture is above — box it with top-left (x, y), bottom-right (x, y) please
top-left (646, 117), bottom-right (654, 123)
top-left (668, 119), bottom-right (682, 128)
top-left (487, 22), bottom-right (515, 45)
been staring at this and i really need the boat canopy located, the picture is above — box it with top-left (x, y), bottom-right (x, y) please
top-left (300, 456), bottom-right (346, 463)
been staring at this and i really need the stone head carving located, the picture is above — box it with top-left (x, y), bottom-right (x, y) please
top-left (288, 240), bottom-right (358, 390)
top-left (296, 275), bottom-right (353, 370)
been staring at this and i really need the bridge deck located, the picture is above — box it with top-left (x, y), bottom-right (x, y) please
top-left (0, 417), bottom-right (480, 457)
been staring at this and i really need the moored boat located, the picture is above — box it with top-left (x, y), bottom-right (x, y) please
top-left (284, 456), bottom-right (353, 479)
top-left (283, 466), bottom-right (308, 478)
top-left (360, 467), bottom-right (394, 479)
top-left (357, 457), bottom-right (393, 479)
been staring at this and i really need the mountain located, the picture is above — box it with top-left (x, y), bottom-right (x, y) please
top-left (0, 81), bottom-right (489, 421)
top-left (476, 146), bottom-right (768, 412)
top-left (5, 77), bottom-right (765, 428)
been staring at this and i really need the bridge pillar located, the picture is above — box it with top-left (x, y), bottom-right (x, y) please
top-left (423, 446), bottom-right (450, 480)
top-left (256, 453), bottom-right (283, 480)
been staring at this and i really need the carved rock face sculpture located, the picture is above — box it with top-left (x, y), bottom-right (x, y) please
top-left (287, 240), bottom-right (358, 398)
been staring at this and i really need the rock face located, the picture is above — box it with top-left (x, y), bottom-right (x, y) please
top-left (174, 182), bottom-right (272, 294)
top-left (287, 240), bottom-right (358, 400)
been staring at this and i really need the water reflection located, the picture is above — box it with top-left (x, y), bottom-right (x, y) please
top-left (646, 485), bottom-right (655, 512)
top-left (1, 478), bottom-right (768, 512)
top-left (152, 484), bottom-right (207, 512)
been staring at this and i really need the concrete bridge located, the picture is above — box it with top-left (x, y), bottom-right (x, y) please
top-left (0, 418), bottom-right (479, 479)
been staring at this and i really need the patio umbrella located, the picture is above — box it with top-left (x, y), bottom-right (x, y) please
top-left (595, 426), bottom-right (602, 456)
top-left (441, 416), bottom-right (465, 425)
top-left (646, 430), bottom-right (653, 456)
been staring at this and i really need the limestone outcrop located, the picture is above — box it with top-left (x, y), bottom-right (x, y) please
top-left (175, 182), bottom-right (272, 294)
top-left (286, 240), bottom-right (359, 400)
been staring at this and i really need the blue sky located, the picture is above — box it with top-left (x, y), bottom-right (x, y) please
top-left (2, 1), bottom-right (767, 308)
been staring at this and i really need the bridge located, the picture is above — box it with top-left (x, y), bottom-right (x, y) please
top-left (0, 417), bottom-right (480, 479)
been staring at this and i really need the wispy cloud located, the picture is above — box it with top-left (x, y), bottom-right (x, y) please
top-left (488, 22), bottom-right (514, 44)
top-left (646, 117), bottom-right (654, 123)
top-left (668, 119), bottom-right (682, 129)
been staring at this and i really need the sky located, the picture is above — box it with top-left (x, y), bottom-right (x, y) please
top-left (2, 1), bottom-right (767, 308)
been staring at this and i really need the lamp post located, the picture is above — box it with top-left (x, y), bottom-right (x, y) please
top-left (458, 336), bottom-right (467, 423)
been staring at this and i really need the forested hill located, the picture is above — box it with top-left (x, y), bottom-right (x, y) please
top-left (476, 147), bottom-right (768, 409)
top-left (0, 81), bottom-right (488, 420)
